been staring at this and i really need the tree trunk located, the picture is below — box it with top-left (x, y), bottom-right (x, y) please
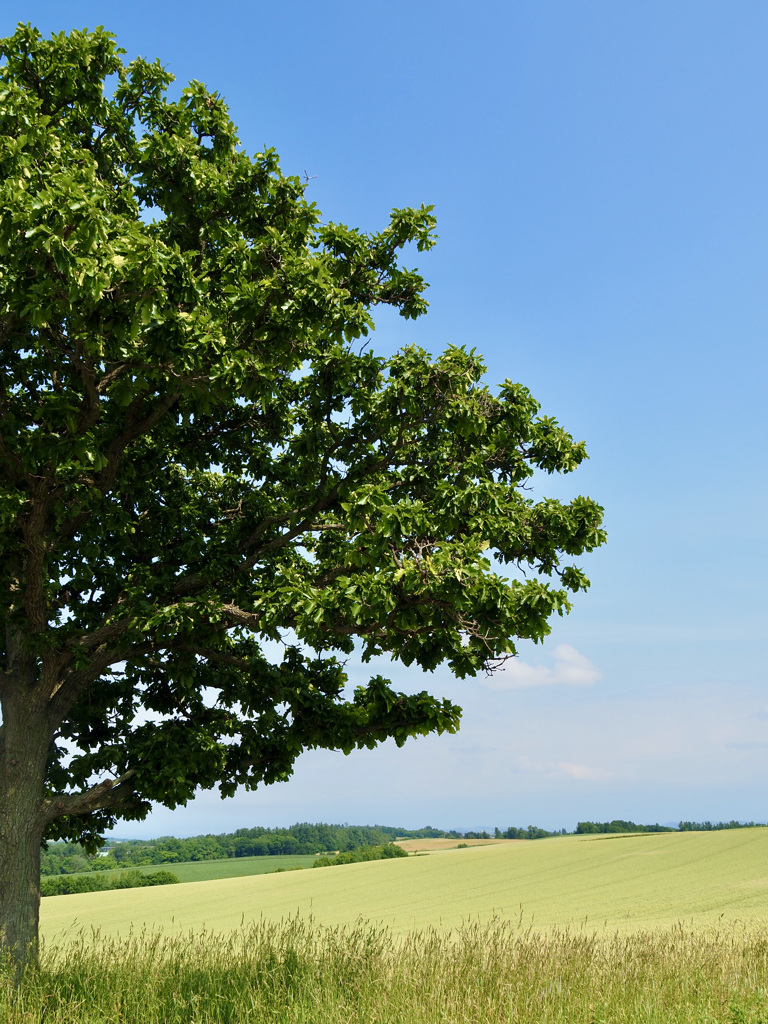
top-left (0, 697), bottom-right (49, 974)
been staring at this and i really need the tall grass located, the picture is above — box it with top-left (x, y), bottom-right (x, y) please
top-left (3, 917), bottom-right (766, 1023)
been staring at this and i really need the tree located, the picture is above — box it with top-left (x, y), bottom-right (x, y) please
top-left (0, 24), bottom-right (606, 968)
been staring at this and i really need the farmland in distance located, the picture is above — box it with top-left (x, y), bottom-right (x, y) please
top-left (42, 853), bottom-right (317, 886)
top-left (394, 837), bottom-right (518, 852)
top-left (40, 827), bottom-right (767, 943)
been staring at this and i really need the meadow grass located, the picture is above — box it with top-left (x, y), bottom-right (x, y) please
top-left (40, 828), bottom-right (768, 941)
top-left (3, 916), bottom-right (766, 1023)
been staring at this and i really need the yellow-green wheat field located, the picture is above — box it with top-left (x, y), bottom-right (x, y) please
top-left (40, 828), bottom-right (767, 943)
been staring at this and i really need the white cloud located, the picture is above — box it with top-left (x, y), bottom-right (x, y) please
top-left (480, 644), bottom-right (602, 690)
top-left (556, 761), bottom-right (609, 781)
top-left (514, 754), bottom-right (610, 782)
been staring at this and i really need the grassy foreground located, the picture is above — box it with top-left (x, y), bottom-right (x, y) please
top-left (4, 917), bottom-right (766, 1023)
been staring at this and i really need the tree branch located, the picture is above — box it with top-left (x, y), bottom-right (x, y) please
top-left (55, 390), bottom-right (181, 542)
top-left (39, 769), bottom-right (139, 825)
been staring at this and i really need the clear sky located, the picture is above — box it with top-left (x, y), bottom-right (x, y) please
top-left (10, 1), bottom-right (766, 836)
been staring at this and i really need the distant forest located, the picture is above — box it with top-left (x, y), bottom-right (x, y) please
top-left (39, 819), bottom-right (766, 876)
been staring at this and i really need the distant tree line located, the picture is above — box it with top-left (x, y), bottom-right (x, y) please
top-left (40, 823), bottom-right (395, 874)
top-left (500, 826), bottom-right (567, 840)
top-left (40, 869), bottom-right (179, 897)
top-left (574, 820), bottom-right (675, 835)
top-left (40, 823), bottom-right (437, 875)
top-left (40, 818), bottom-right (765, 877)
top-left (40, 822), bottom-right (561, 875)
top-left (677, 820), bottom-right (766, 831)
top-left (576, 819), bottom-right (766, 835)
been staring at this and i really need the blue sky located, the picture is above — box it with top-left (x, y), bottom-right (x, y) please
top-left (10, 1), bottom-right (766, 835)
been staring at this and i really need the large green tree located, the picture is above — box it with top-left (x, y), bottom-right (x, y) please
top-left (0, 24), bottom-right (605, 967)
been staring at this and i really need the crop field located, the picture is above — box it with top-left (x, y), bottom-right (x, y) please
top-left (40, 828), bottom-right (767, 942)
top-left (43, 853), bottom-right (317, 886)
top-left (394, 837), bottom-right (518, 852)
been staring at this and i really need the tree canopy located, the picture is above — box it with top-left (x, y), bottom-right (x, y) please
top-left (0, 23), bottom-right (605, 964)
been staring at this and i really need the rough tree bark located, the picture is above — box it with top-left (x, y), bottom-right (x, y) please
top-left (0, 685), bottom-right (49, 972)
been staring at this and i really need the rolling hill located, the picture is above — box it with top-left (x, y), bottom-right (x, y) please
top-left (40, 827), bottom-right (767, 943)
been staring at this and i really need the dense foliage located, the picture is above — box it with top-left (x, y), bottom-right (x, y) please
top-left (501, 825), bottom-right (566, 839)
top-left (0, 22), bottom-right (604, 964)
top-left (40, 869), bottom-right (178, 897)
top-left (312, 843), bottom-right (408, 867)
top-left (574, 820), bottom-right (676, 834)
top-left (677, 820), bottom-right (766, 831)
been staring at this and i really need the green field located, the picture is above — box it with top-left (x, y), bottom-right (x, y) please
top-left (43, 853), bottom-right (317, 886)
top-left (40, 828), bottom-right (767, 942)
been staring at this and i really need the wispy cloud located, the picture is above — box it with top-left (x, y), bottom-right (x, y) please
top-left (481, 644), bottom-right (602, 690)
top-left (515, 754), bottom-right (610, 782)
top-left (556, 761), bottom-right (609, 781)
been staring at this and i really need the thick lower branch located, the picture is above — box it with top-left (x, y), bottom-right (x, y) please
top-left (39, 769), bottom-right (139, 825)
